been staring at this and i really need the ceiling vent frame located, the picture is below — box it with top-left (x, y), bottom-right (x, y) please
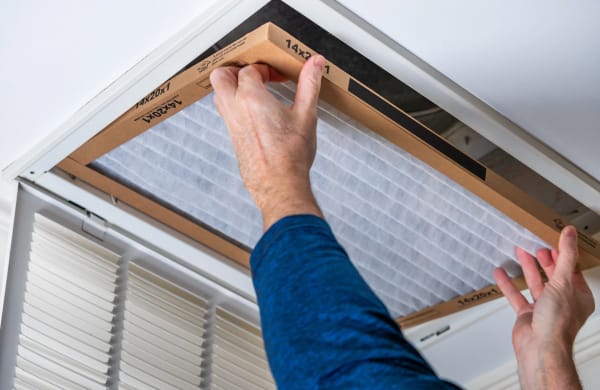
top-left (46, 22), bottom-right (599, 327)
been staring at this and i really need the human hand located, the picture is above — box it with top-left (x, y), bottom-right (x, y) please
top-left (494, 225), bottom-right (595, 390)
top-left (210, 55), bottom-right (326, 230)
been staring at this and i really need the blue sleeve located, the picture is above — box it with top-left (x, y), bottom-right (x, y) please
top-left (251, 215), bottom-right (461, 389)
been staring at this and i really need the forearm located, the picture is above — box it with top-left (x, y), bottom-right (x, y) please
top-left (257, 178), bottom-right (322, 231)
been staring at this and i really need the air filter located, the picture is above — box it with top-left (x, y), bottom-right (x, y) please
top-left (91, 83), bottom-right (546, 318)
top-left (59, 22), bottom-right (599, 326)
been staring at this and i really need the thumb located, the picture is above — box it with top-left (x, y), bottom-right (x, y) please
top-left (554, 225), bottom-right (579, 282)
top-left (293, 55), bottom-right (325, 115)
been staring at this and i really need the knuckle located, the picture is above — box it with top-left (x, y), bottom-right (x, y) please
top-left (239, 65), bottom-right (259, 79)
top-left (209, 68), bottom-right (224, 84)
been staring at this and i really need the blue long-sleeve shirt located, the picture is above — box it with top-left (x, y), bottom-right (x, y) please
top-left (251, 215), bottom-right (460, 389)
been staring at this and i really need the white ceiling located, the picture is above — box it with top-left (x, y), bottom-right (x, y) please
top-left (339, 0), bottom-right (600, 182)
top-left (0, 0), bottom-right (212, 173)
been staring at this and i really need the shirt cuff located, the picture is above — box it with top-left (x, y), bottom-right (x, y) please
top-left (251, 214), bottom-right (331, 275)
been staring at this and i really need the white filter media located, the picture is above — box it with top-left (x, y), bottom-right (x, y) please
top-left (92, 83), bottom-right (547, 317)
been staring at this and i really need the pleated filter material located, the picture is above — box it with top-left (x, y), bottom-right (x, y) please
top-left (14, 214), bottom-right (119, 389)
top-left (92, 83), bottom-right (548, 318)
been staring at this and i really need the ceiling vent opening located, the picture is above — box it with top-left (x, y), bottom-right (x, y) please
top-left (54, 0), bottom-right (600, 327)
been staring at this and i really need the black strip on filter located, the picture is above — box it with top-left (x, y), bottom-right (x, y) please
top-left (348, 79), bottom-right (487, 180)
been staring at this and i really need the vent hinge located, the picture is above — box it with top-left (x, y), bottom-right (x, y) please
top-left (82, 211), bottom-right (108, 241)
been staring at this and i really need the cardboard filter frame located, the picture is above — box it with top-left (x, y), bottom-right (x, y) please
top-left (56, 23), bottom-right (600, 328)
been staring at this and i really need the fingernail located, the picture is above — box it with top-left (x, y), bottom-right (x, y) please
top-left (565, 225), bottom-right (577, 238)
top-left (314, 55), bottom-right (325, 71)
